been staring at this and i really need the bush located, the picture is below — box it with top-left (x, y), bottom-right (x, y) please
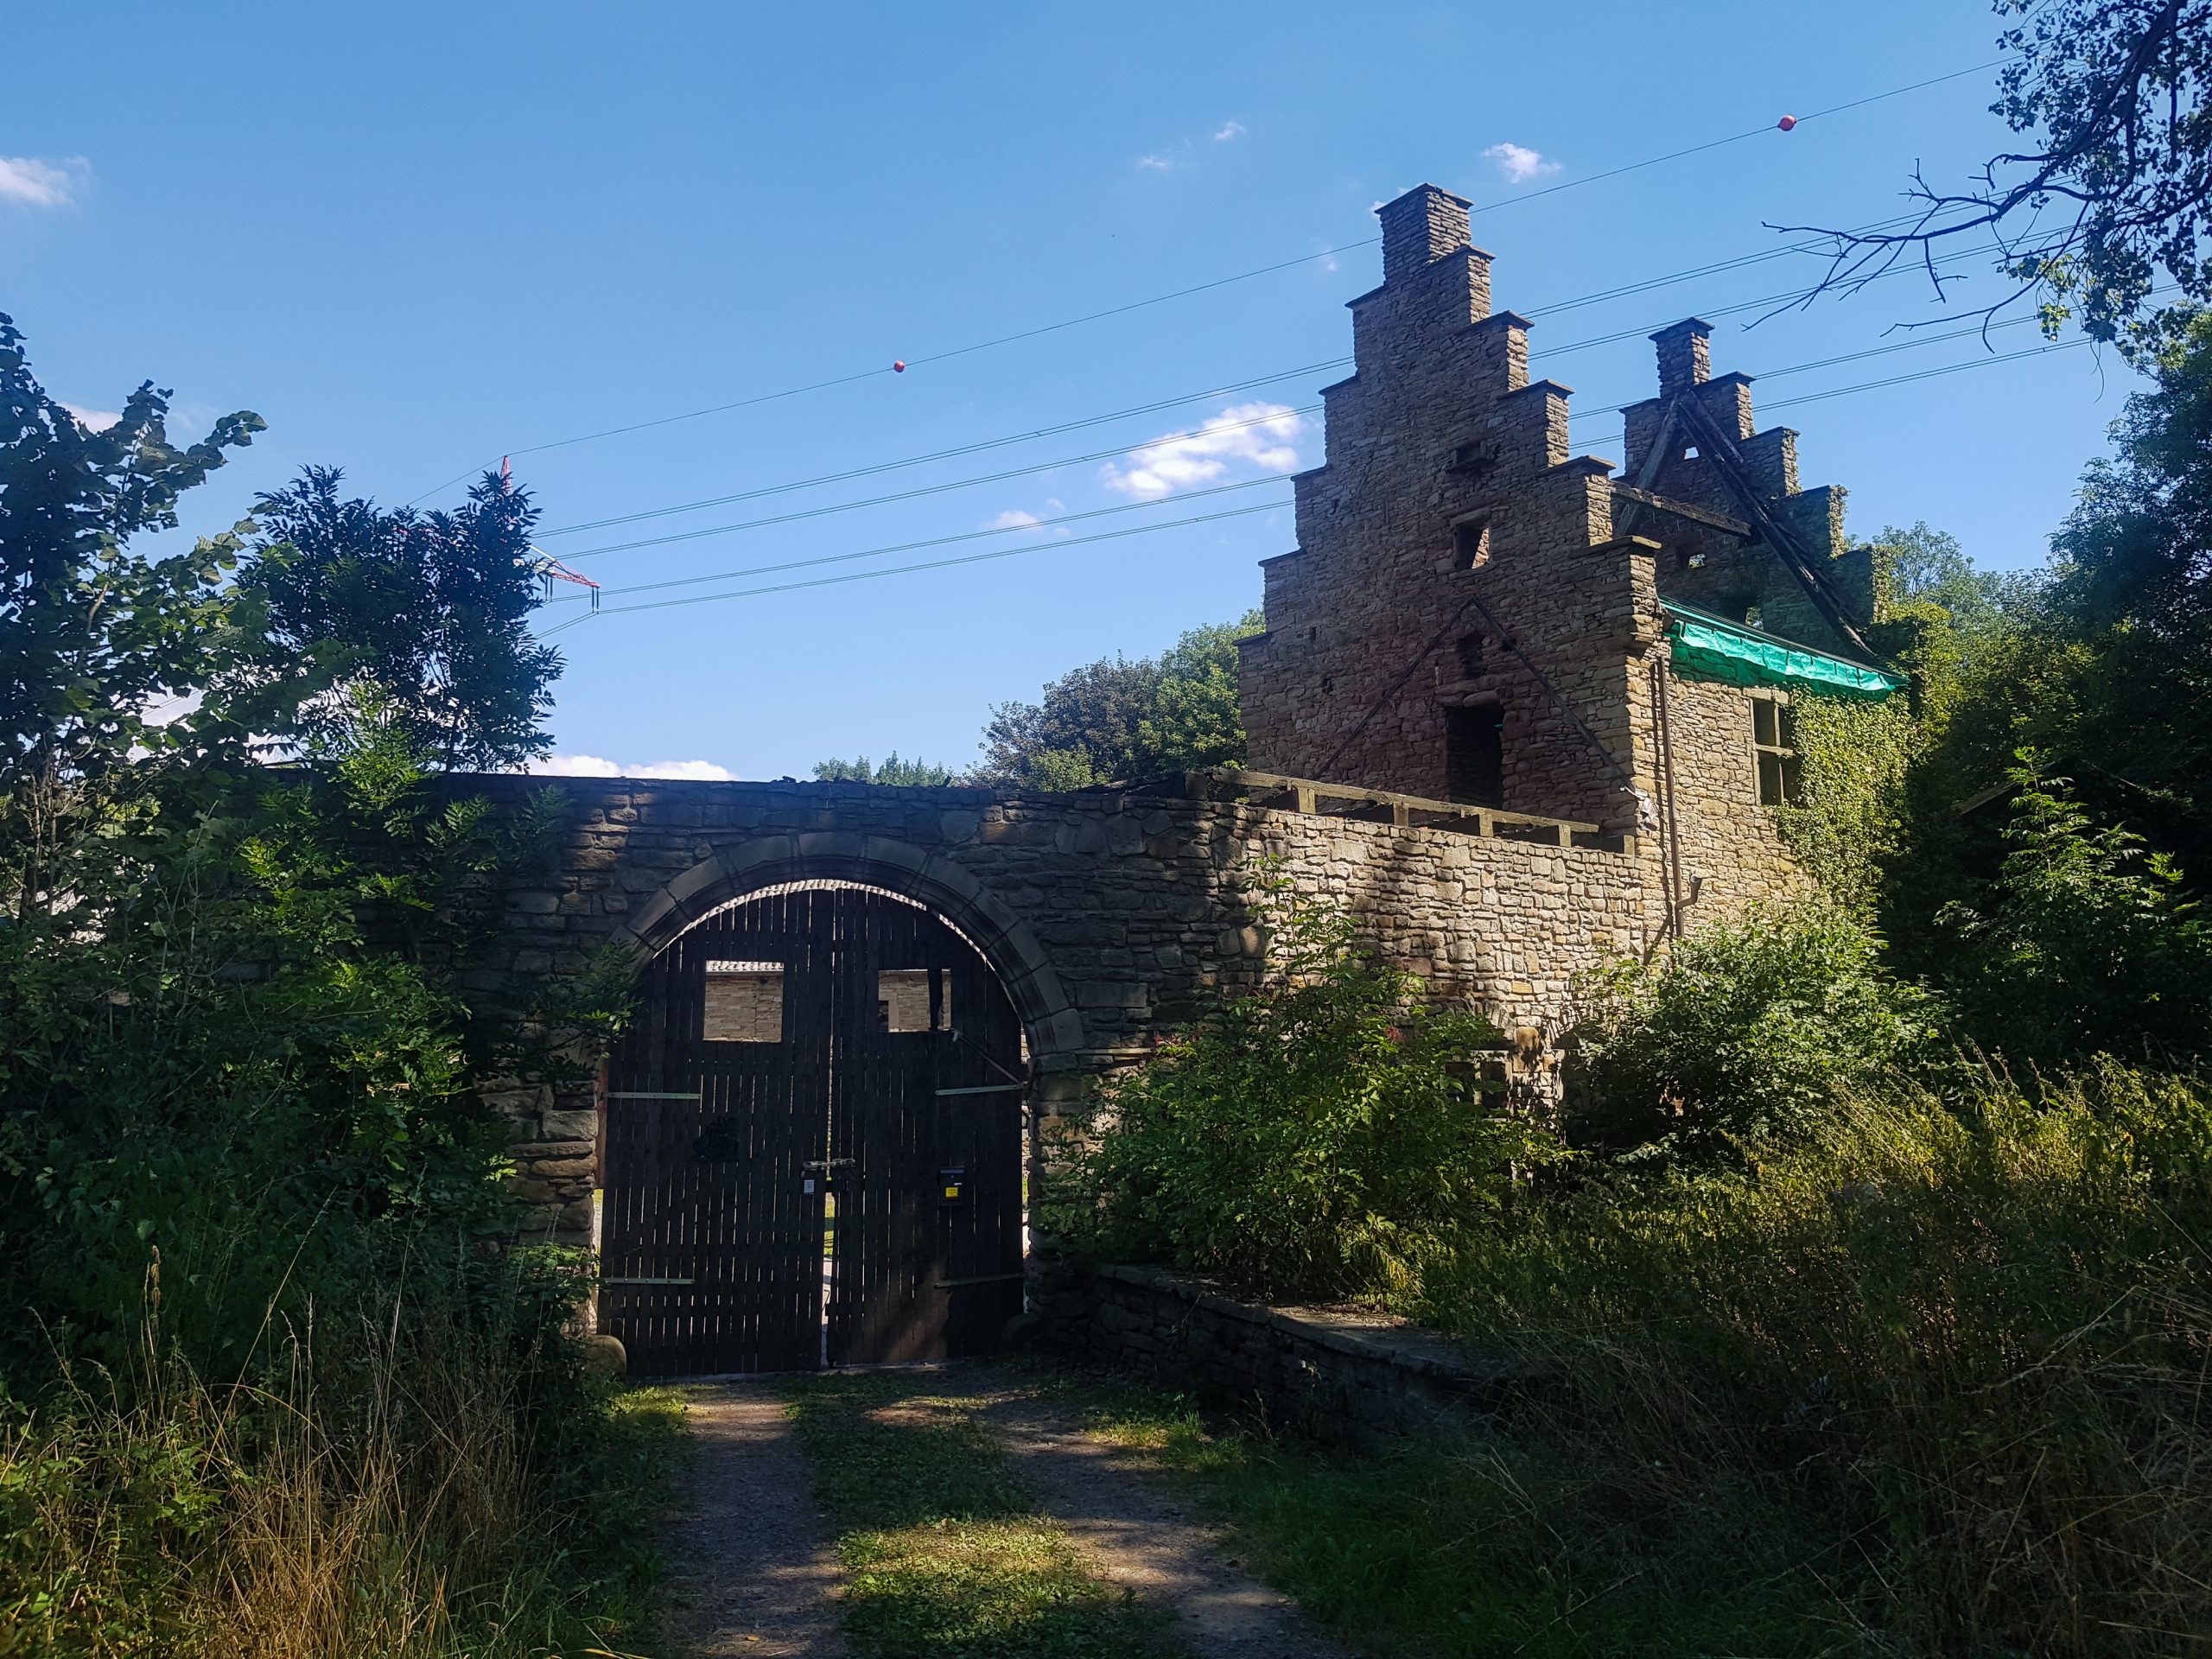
top-left (1938, 770), bottom-right (2212, 1068)
top-left (1564, 906), bottom-right (1943, 1164)
top-left (1043, 876), bottom-right (1558, 1300)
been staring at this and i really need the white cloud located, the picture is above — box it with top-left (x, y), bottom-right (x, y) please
top-left (0, 156), bottom-right (87, 208)
top-left (1101, 402), bottom-right (1306, 500)
top-left (1483, 143), bottom-right (1559, 185)
top-left (987, 508), bottom-right (1044, 531)
top-left (1214, 120), bottom-right (1244, 142)
top-left (1136, 153), bottom-right (1177, 172)
top-left (63, 404), bottom-right (121, 432)
top-left (531, 753), bottom-right (738, 781)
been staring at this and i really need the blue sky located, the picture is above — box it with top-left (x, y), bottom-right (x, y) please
top-left (2, 3), bottom-right (2144, 779)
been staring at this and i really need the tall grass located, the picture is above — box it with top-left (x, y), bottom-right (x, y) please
top-left (1399, 1061), bottom-right (2212, 1655)
top-left (0, 1265), bottom-right (679, 1659)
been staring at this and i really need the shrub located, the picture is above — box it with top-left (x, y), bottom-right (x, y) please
top-left (1043, 875), bottom-right (1558, 1300)
top-left (1564, 906), bottom-right (1942, 1164)
top-left (1938, 769), bottom-right (2212, 1069)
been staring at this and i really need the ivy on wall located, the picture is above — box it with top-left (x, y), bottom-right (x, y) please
top-left (1774, 692), bottom-right (1919, 913)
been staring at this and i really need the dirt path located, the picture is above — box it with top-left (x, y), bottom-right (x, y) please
top-left (659, 1383), bottom-right (846, 1658)
top-left (957, 1367), bottom-right (1357, 1659)
top-left (663, 1365), bottom-right (1354, 1657)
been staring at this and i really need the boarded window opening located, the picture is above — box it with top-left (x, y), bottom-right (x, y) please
top-left (1451, 518), bottom-right (1492, 570)
top-left (1445, 703), bottom-right (1504, 808)
top-left (702, 960), bottom-right (784, 1042)
top-left (1752, 696), bottom-right (1802, 806)
top-left (879, 969), bottom-right (951, 1034)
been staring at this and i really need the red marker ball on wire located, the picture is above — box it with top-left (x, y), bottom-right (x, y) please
top-left (1776, 113), bottom-right (1798, 131)
top-left (893, 359), bottom-right (907, 372)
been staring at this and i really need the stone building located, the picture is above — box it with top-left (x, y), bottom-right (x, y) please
top-left (480, 184), bottom-right (1908, 1312)
top-left (1237, 181), bottom-right (1901, 923)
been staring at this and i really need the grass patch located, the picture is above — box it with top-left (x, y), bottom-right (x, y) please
top-left (1077, 1382), bottom-right (1846, 1657)
top-left (778, 1370), bottom-right (1179, 1658)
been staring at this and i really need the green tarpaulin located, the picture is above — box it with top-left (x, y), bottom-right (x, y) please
top-left (1664, 602), bottom-right (1904, 700)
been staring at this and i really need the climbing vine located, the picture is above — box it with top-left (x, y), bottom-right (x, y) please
top-left (1774, 692), bottom-right (1918, 914)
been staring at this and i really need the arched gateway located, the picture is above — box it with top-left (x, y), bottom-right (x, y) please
top-left (599, 880), bottom-right (1029, 1376)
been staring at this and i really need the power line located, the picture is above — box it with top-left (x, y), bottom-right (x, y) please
top-left (552, 404), bottom-right (1321, 560)
top-left (537, 220), bottom-right (1986, 545)
top-left (537, 475), bottom-right (1292, 606)
top-left (539, 498), bottom-right (1290, 633)
top-left (426, 58), bottom-right (2006, 505)
top-left (545, 334), bottom-right (2098, 634)
top-left (547, 242), bottom-right (2014, 563)
top-left (1571, 336), bottom-right (2095, 447)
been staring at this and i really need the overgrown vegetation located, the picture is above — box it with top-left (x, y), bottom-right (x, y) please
top-left (1042, 874), bottom-right (1547, 1300)
top-left (0, 316), bottom-right (664, 1653)
top-left (1054, 312), bottom-right (2212, 1648)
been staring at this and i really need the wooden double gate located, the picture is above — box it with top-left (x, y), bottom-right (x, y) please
top-left (597, 882), bottom-right (1027, 1376)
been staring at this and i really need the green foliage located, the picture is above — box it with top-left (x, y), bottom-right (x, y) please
top-left (0, 321), bottom-right (662, 1650)
top-left (1566, 907), bottom-right (1942, 1164)
top-left (812, 752), bottom-right (962, 786)
top-left (1079, 1063), bottom-right (2212, 1656)
top-left (1770, 690), bottom-right (1916, 912)
top-left (1045, 875), bottom-right (1547, 1300)
top-left (1986, 0), bottom-right (2212, 362)
top-left (231, 466), bottom-right (560, 771)
top-left (976, 612), bottom-right (1260, 789)
top-left (1938, 768), bottom-right (2212, 1068)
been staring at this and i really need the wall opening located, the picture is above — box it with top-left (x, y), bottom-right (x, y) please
top-left (1451, 518), bottom-right (1492, 571)
top-left (1445, 702), bottom-right (1505, 807)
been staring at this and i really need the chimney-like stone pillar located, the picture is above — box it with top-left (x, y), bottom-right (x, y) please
top-left (1378, 183), bottom-right (1472, 285)
top-left (1651, 318), bottom-right (1713, 399)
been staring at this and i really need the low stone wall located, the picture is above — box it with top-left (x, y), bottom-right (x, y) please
top-left (1033, 1259), bottom-right (1529, 1447)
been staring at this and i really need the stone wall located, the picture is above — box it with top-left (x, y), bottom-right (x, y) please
top-left (1032, 1259), bottom-right (1529, 1447)
top-left (468, 772), bottom-right (1662, 1243)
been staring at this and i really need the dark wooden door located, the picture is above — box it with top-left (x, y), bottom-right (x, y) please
top-left (598, 883), bottom-right (1026, 1376)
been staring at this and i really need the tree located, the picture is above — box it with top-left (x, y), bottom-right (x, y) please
top-left (0, 312), bottom-right (264, 924)
top-left (975, 612), bottom-right (1261, 789)
top-left (1785, 0), bottom-right (2212, 360)
top-left (230, 466), bottom-right (560, 770)
top-left (1938, 770), bottom-right (2212, 1066)
top-left (811, 752), bottom-right (962, 786)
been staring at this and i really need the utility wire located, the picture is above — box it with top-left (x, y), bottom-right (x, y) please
top-left (537, 499), bottom-right (1288, 633)
top-left (540, 226), bottom-right (1995, 546)
top-left (537, 475), bottom-right (1291, 605)
top-left (544, 334), bottom-right (2095, 633)
top-left (548, 242), bottom-right (2013, 563)
top-left (427, 59), bottom-right (2005, 505)
top-left (541, 310), bottom-right (2076, 605)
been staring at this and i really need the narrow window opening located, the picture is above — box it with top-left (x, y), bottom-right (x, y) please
top-left (1451, 518), bottom-right (1491, 571)
top-left (1752, 696), bottom-right (1801, 806)
top-left (1445, 703), bottom-right (1504, 808)
top-left (1745, 602), bottom-right (1764, 630)
top-left (1306, 624), bottom-right (1319, 643)
top-left (877, 968), bottom-right (951, 1033)
top-left (1682, 443), bottom-right (1700, 460)
top-left (1319, 674), bottom-right (1334, 695)
top-left (1453, 632), bottom-right (1485, 680)
top-left (702, 960), bottom-right (785, 1042)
